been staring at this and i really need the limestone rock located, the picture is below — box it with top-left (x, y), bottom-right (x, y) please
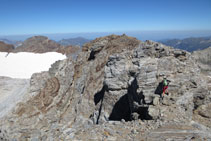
top-left (148, 105), bottom-right (160, 119)
top-left (153, 96), bottom-right (160, 106)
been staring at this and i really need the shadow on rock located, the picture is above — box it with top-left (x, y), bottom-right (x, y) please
top-left (154, 81), bottom-right (163, 97)
top-left (109, 94), bottom-right (131, 121)
top-left (94, 86), bottom-right (107, 124)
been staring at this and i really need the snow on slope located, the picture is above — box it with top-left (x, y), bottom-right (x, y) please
top-left (0, 52), bottom-right (66, 118)
top-left (0, 77), bottom-right (29, 118)
top-left (0, 52), bottom-right (66, 78)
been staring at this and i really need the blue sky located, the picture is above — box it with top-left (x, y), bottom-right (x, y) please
top-left (0, 0), bottom-right (211, 35)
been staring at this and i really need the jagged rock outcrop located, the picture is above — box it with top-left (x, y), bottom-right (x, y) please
top-left (0, 34), bottom-right (210, 140)
top-left (94, 39), bottom-right (208, 124)
top-left (0, 41), bottom-right (14, 52)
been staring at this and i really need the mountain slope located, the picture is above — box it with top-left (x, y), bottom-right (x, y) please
top-left (0, 34), bottom-right (210, 140)
top-left (160, 36), bottom-right (211, 52)
top-left (0, 41), bottom-right (14, 52)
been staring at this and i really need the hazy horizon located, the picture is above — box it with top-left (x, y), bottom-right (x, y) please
top-left (0, 30), bottom-right (211, 42)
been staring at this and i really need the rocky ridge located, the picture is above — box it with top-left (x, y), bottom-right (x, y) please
top-left (0, 34), bottom-right (210, 140)
top-left (10, 36), bottom-right (80, 56)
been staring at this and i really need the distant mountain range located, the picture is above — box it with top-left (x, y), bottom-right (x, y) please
top-left (58, 37), bottom-right (91, 46)
top-left (0, 39), bottom-right (15, 44)
top-left (160, 36), bottom-right (211, 52)
top-left (1, 35), bottom-right (211, 54)
top-left (0, 38), bottom-right (22, 48)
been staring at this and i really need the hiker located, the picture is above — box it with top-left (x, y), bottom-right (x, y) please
top-left (162, 76), bottom-right (169, 98)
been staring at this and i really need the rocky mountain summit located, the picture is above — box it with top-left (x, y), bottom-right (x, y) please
top-left (0, 34), bottom-right (210, 140)
top-left (12, 36), bottom-right (80, 56)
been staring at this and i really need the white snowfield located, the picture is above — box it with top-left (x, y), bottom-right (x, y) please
top-left (0, 52), bottom-right (66, 78)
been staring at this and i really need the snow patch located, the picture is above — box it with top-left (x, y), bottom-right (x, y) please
top-left (0, 52), bottom-right (66, 78)
top-left (0, 77), bottom-right (30, 118)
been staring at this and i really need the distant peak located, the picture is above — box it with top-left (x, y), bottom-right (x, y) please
top-left (26, 36), bottom-right (49, 41)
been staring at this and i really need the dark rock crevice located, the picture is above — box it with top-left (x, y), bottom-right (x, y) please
top-left (88, 47), bottom-right (103, 61)
top-left (128, 77), bottom-right (152, 120)
top-left (94, 85), bottom-right (107, 124)
top-left (109, 94), bottom-right (131, 121)
top-left (94, 86), bottom-right (106, 105)
top-left (88, 50), bottom-right (96, 60)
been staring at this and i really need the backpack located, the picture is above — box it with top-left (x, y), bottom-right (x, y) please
top-left (163, 79), bottom-right (168, 86)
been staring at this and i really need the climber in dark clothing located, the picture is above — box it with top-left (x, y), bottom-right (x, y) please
top-left (162, 76), bottom-right (170, 98)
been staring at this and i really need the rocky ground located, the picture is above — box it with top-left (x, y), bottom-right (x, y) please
top-left (0, 34), bottom-right (210, 140)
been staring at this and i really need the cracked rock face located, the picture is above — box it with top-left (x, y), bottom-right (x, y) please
top-left (0, 34), bottom-right (211, 140)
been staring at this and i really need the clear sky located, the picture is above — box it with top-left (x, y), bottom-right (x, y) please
top-left (0, 0), bottom-right (211, 35)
